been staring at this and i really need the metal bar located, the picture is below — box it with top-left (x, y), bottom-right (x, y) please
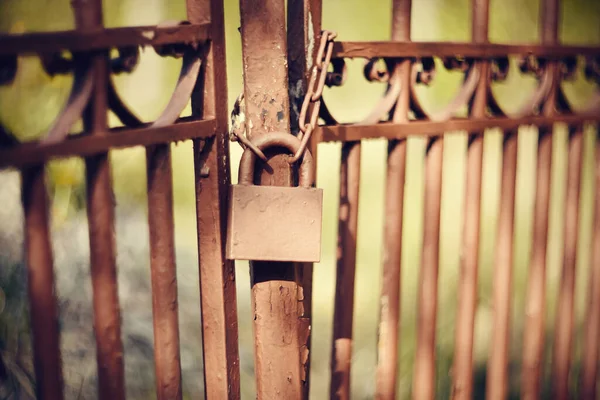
top-left (315, 114), bottom-right (600, 143)
top-left (375, 0), bottom-right (410, 398)
top-left (331, 41), bottom-right (600, 59)
top-left (551, 128), bottom-right (584, 400)
top-left (72, 0), bottom-right (126, 398)
top-left (486, 129), bottom-right (519, 400)
top-left (0, 118), bottom-right (216, 169)
top-left (186, 0), bottom-right (241, 398)
top-left (287, 0), bottom-right (322, 395)
top-left (451, 0), bottom-right (488, 397)
top-left (581, 129), bottom-right (600, 399)
top-left (412, 137), bottom-right (443, 400)
top-left (21, 165), bottom-right (64, 400)
top-left (521, 0), bottom-right (558, 397)
top-left (239, 0), bottom-right (304, 398)
top-left (330, 141), bottom-right (361, 400)
top-left (146, 144), bottom-right (182, 400)
top-left (0, 23), bottom-right (210, 56)
top-left (521, 129), bottom-right (553, 400)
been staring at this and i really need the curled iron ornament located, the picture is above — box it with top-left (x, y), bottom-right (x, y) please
top-left (151, 47), bottom-right (203, 128)
top-left (41, 52), bottom-right (74, 76)
top-left (0, 54), bottom-right (17, 86)
top-left (110, 46), bottom-right (140, 74)
top-left (364, 58), bottom-right (390, 83)
top-left (559, 56), bottom-right (578, 81)
top-left (326, 58), bottom-right (347, 87)
top-left (12, 19), bottom-right (206, 147)
top-left (556, 56), bottom-right (600, 116)
top-left (409, 57), bottom-right (480, 122)
top-left (320, 53), bottom-right (481, 126)
top-left (42, 54), bottom-right (94, 144)
top-left (490, 56), bottom-right (510, 82)
top-left (107, 20), bottom-right (207, 128)
top-left (585, 56), bottom-right (600, 84)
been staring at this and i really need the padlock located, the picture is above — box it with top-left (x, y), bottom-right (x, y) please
top-left (226, 132), bottom-right (323, 262)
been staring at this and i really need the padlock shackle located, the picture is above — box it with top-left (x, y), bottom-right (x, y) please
top-left (238, 132), bottom-right (314, 187)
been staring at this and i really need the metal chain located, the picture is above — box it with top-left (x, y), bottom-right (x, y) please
top-left (289, 30), bottom-right (336, 163)
top-left (229, 30), bottom-right (337, 164)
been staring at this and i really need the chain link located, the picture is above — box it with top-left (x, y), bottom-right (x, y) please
top-left (289, 30), bottom-right (337, 163)
top-left (229, 30), bottom-right (337, 164)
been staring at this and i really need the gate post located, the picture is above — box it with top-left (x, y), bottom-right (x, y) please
top-left (187, 0), bottom-right (241, 398)
top-left (287, 0), bottom-right (322, 397)
top-left (238, 0), bottom-right (305, 397)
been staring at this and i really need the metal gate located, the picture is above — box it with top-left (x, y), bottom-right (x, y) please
top-left (0, 0), bottom-right (599, 399)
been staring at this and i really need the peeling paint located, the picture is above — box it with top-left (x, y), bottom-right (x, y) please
top-left (289, 80), bottom-right (304, 124)
top-left (141, 30), bottom-right (155, 40)
top-left (231, 110), bottom-right (246, 133)
top-left (307, 14), bottom-right (315, 70)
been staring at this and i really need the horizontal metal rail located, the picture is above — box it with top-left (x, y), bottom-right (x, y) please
top-left (315, 114), bottom-right (600, 142)
top-left (333, 41), bottom-right (600, 59)
top-left (0, 117), bottom-right (216, 168)
top-left (0, 22), bottom-right (210, 55)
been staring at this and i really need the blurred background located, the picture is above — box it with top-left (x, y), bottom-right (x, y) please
top-left (0, 0), bottom-right (599, 398)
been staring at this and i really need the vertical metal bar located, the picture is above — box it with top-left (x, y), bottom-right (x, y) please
top-left (485, 129), bottom-right (519, 400)
top-left (521, 127), bottom-right (553, 400)
top-left (21, 166), bottom-right (64, 400)
top-left (375, 0), bottom-right (411, 398)
top-left (330, 141), bottom-right (361, 400)
top-left (287, 1), bottom-right (322, 395)
top-left (72, 1), bottom-right (126, 398)
top-left (582, 130), bottom-right (600, 400)
top-left (186, 0), bottom-right (241, 398)
top-left (146, 144), bottom-right (182, 400)
top-left (412, 137), bottom-right (443, 400)
top-left (522, 1), bottom-right (558, 398)
top-left (551, 126), bottom-right (584, 400)
top-left (452, 0), bottom-right (488, 398)
top-left (239, 0), bottom-right (303, 398)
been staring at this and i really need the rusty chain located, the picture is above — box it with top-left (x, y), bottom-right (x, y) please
top-left (290, 30), bottom-right (337, 163)
top-left (230, 30), bottom-right (337, 164)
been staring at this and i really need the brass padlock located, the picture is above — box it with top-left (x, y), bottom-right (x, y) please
top-left (226, 133), bottom-right (323, 262)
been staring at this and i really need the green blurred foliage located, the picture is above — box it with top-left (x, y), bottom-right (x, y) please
top-left (0, 0), bottom-right (599, 399)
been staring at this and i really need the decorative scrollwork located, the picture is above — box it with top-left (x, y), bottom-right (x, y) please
top-left (110, 46), bottom-right (140, 74)
top-left (0, 20), bottom-right (208, 149)
top-left (556, 55), bottom-right (600, 116)
top-left (490, 56), bottom-right (509, 82)
top-left (108, 20), bottom-right (205, 129)
top-left (41, 52), bottom-right (74, 76)
top-left (326, 58), bottom-right (347, 87)
top-left (107, 46), bottom-right (143, 127)
top-left (559, 56), bottom-right (578, 81)
top-left (0, 54), bottom-right (18, 86)
top-left (363, 58), bottom-right (390, 83)
top-left (42, 54), bottom-right (94, 144)
top-left (320, 54), bottom-right (482, 127)
top-left (150, 20), bottom-right (204, 128)
top-left (320, 45), bottom-right (600, 133)
top-left (410, 57), bottom-right (479, 122)
top-left (585, 56), bottom-right (600, 84)
top-left (488, 53), bottom-right (599, 119)
top-left (487, 56), bottom-right (552, 118)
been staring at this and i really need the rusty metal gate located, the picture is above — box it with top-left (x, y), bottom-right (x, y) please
top-left (0, 0), bottom-right (599, 399)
